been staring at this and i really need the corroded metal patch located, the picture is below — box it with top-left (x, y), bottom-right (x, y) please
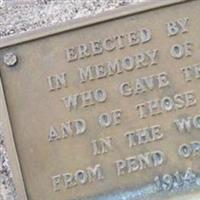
top-left (1, 1), bottom-right (200, 200)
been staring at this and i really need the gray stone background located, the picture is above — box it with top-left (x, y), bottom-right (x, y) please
top-left (0, 0), bottom-right (146, 199)
top-left (0, 0), bottom-right (145, 39)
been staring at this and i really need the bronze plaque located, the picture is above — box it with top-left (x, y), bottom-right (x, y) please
top-left (1, 0), bottom-right (200, 200)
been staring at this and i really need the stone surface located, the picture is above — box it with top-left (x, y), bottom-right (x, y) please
top-left (0, 1), bottom-right (144, 199)
top-left (0, 124), bottom-right (16, 200)
top-left (0, 0), bottom-right (143, 39)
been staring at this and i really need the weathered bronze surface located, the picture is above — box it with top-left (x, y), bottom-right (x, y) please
top-left (1, 0), bottom-right (200, 200)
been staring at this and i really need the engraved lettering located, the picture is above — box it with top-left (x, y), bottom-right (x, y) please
top-left (79, 49), bottom-right (159, 83)
top-left (91, 137), bottom-right (112, 156)
top-left (174, 114), bottom-right (200, 133)
top-left (136, 91), bottom-right (197, 119)
top-left (98, 109), bottom-right (122, 128)
top-left (52, 164), bottom-right (104, 191)
top-left (136, 103), bottom-right (147, 119)
top-left (47, 72), bottom-right (67, 92)
top-left (103, 37), bottom-right (116, 51)
top-left (62, 88), bottom-right (107, 111)
top-left (65, 47), bottom-right (77, 62)
top-left (127, 28), bottom-right (151, 46)
top-left (52, 175), bottom-right (62, 192)
top-left (120, 71), bottom-right (170, 96)
top-left (154, 168), bottom-right (196, 192)
top-left (115, 34), bottom-right (125, 49)
top-left (95, 64), bottom-right (107, 79)
top-left (170, 41), bottom-right (193, 59)
top-left (65, 28), bottom-right (152, 62)
top-left (167, 17), bottom-right (189, 36)
top-left (78, 44), bottom-right (91, 59)
top-left (174, 116), bottom-right (192, 133)
top-left (181, 63), bottom-right (200, 82)
top-left (160, 96), bottom-right (174, 111)
top-left (178, 141), bottom-right (200, 158)
top-left (126, 125), bottom-right (163, 147)
top-left (48, 119), bottom-right (87, 142)
top-left (90, 40), bottom-right (103, 56)
top-left (115, 150), bottom-right (166, 176)
top-left (63, 173), bottom-right (77, 188)
top-left (48, 126), bottom-right (61, 142)
top-left (79, 66), bottom-right (95, 83)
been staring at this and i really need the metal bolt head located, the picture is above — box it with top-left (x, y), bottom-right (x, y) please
top-left (3, 52), bottom-right (18, 67)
